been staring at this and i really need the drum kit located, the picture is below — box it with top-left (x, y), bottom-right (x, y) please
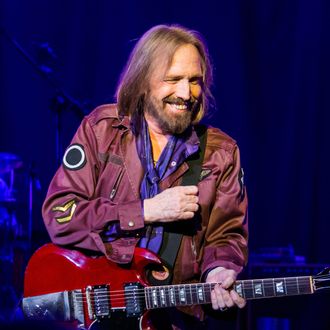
top-left (0, 152), bottom-right (23, 262)
top-left (0, 152), bottom-right (27, 320)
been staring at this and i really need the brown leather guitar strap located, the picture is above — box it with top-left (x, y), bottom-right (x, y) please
top-left (156, 124), bottom-right (207, 285)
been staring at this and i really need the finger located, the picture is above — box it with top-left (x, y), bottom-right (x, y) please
top-left (213, 284), bottom-right (229, 309)
top-left (220, 274), bottom-right (235, 289)
top-left (211, 284), bottom-right (224, 310)
top-left (179, 211), bottom-right (195, 220)
top-left (210, 288), bottom-right (218, 310)
top-left (185, 195), bottom-right (199, 203)
top-left (179, 185), bottom-right (198, 195)
top-left (220, 288), bottom-right (234, 308)
top-left (230, 290), bottom-right (246, 308)
top-left (179, 195), bottom-right (198, 207)
top-left (183, 202), bottom-right (199, 212)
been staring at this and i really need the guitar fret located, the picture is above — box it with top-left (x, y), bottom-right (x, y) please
top-left (272, 278), bottom-right (275, 296)
top-left (195, 284), bottom-right (200, 304)
top-left (203, 283), bottom-right (212, 303)
top-left (262, 279), bottom-right (265, 297)
top-left (145, 288), bottom-right (150, 309)
top-left (235, 281), bottom-right (244, 298)
top-left (242, 281), bottom-right (245, 298)
top-left (190, 284), bottom-right (196, 304)
top-left (164, 285), bottom-right (171, 307)
top-left (284, 278), bottom-right (289, 295)
top-left (296, 277), bottom-right (300, 295)
top-left (169, 286), bottom-right (176, 306)
top-left (244, 280), bottom-right (254, 299)
top-left (151, 288), bottom-right (159, 308)
top-left (284, 278), bottom-right (288, 295)
top-left (178, 285), bottom-right (186, 305)
top-left (174, 286), bottom-right (179, 306)
top-left (274, 278), bottom-right (286, 296)
top-left (263, 278), bottom-right (275, 297)
top-left (159, 287), bottom-right (166, 307)
top-left (185, 284), bottom-right (192, 305)
top-left (200, 284), bottom-right (206, 303)
top-left (157, 287), bottom-right (163, 307)
top-left (252, 280), bottom-right (264, 298)
top-left (251, 280), bottom-right (256, 298)
top-left (285, 277), bottom-right (299, 296)
top-left (189, 284), bottom-right (193, 305)
top-left (298, 276), bottom-right (313, 294)
top-left (195, 284), bottom-right (205, 304)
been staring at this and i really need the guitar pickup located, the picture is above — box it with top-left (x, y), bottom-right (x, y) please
top-left (124, 283), bottom-right (145, 317)
top-left (86, 285), bottom-right (111, 319)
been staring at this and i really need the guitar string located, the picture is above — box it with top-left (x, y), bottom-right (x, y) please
top-left (73, 290), bottom-right (313, 310)
top-left (73, 272), bottom-right (330, 301)
top-left (72, 280), bottom-right (313, 303)
top-left (71, 272), bottom-right (327, 299)
top-left (71, 276), bottom-right (313, 299)
top-left (72, 278), bottom-right (313, 298)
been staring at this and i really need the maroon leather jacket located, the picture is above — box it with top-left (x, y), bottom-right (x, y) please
top-left (42, 103), bottom-right (248, 293)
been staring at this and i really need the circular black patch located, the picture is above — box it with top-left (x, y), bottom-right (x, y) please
top-left (63, 144), bottom-right (86, 170)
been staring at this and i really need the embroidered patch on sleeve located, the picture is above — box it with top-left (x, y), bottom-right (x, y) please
top-left (63, 144), bottom-right (86, 170)
top-left (52, 199), bottom-right (77, 223)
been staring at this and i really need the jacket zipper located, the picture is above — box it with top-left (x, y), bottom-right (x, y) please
top-left (191, 236), bottom-right (199, 275)
top-left (109, 168), bottom-right (124, 201)
top-left (191, 236), bottom-right (197, 258)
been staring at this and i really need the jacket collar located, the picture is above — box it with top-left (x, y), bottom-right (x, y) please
top-left (112, 114), bottom-right (130, 129)
top-left (118, 114), bottom-right (201, 195)
top-left (119, 129), bottom-right (144, 199)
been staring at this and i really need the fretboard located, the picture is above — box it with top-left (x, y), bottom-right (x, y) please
top-left (144, 276), bottom-right (313, 309)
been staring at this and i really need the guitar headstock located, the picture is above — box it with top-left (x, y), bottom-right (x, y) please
top-left (313, 267), bottom-right (330, 291)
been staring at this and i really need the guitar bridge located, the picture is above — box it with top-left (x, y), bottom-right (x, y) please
top-left (124, 282), bottom-right (145, 317)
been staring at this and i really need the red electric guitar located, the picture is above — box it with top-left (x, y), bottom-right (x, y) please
top-left (22, 244), bottom-right (330, 330)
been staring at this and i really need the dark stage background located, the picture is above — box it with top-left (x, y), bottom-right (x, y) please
top-left (1, 0), bottom-right (330, 329)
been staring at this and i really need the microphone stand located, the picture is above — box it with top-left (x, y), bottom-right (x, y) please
top-left (27, 162), bottom-right (41, 254)
top-left (0, 23), bottom-right (88, 166)
top-left (0, 23), bottom-right (90, 253)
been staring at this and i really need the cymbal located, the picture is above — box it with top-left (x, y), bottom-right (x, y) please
top-left (0, 153), bottom-right (23, 173)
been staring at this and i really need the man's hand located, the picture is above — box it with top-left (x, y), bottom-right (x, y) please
top-left (205, 266), bottom-right (246, 311)
top-left (143, 186), bottom-right (199, 223)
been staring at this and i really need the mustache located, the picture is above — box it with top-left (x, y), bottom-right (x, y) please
top-left (162, 96), bottom-right (198, 106)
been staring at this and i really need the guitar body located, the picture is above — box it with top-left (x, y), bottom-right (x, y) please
top-left (23, 243), bottom-right (162, 329)
top-left (23, 244), bottom-right (329, 330)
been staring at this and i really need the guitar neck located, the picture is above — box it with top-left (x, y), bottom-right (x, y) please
top-left (144, 276), bottom-right (314, 309)
top-left (234, 276), bottom-right (313, 299)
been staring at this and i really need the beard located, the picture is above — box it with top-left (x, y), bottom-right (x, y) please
top-left (144, 94), bottom-right (200, 135)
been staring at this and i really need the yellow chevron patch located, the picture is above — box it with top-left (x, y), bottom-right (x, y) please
top-left (52, 200), bottom-right (76, 223)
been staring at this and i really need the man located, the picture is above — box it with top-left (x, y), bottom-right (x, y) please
top-left (42, 24), bottom-right (248, 328)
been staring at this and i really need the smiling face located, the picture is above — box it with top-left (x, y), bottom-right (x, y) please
top-left (144, 44), bottom-right (203, 135)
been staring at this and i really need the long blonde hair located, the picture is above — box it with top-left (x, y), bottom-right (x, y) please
top-left (115, 24), bottom-right (214, 124)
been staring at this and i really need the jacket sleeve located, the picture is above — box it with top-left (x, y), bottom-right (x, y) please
top-left (42, 117), bottom-right (144, 263)
top-left (201, 144), bottom-right (248, 276)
